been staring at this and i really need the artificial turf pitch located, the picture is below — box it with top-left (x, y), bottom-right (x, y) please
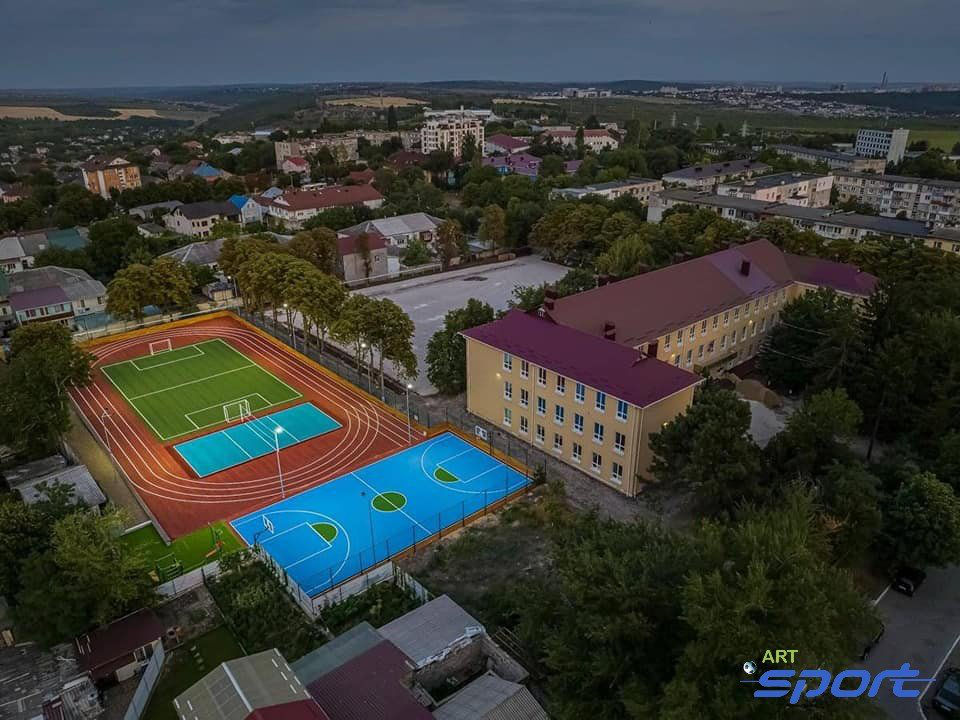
top-left (100, 338), bottom-right (302, 440)
top-left (121, 520), bottom-right (244, 573)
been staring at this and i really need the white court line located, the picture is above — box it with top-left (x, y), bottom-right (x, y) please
top-left (919, 630), bottom-right (960, 719)
top-left (132, 345), bottom-right (204, 371)
top-left (185, 392), bottom-right (269, 422)
top-left (435, 448), bottom-right (473, 466)
top-left (463, 464), bottom-right (502, 484)
top-left (287, 547), bottom-right (332, 569)
top-left (222, 431), bottom-right (253, 459)
top-left (99, 338), bottom-right (223, 371)
top-left (128, 363), bottom-right (258, 400)
top-left (351, 472), bottom-right (432, 535)
top-left (98, 365), bottom-right (167, 440)
top-left (261, 521), bottom-right (310, 544)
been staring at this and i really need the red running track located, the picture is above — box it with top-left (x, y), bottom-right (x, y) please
top-left (71, 315), bottom-right (414, 538)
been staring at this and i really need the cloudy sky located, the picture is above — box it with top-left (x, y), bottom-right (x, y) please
top-left (1, 0), bottom-right (957, 88)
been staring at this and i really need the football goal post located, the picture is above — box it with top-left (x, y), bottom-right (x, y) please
top-left (148, 339), bottom-right (173, 355)
top-left (223, 398), bottom-right (252, 424)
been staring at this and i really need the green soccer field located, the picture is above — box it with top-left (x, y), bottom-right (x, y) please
top-left (100, 338), bottom-right (302, 441)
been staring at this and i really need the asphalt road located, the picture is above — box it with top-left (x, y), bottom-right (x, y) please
top-left (861, 565), bottom-right (960, 719)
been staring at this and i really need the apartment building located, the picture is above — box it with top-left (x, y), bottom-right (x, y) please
top-left (832, 171), bottom-right (960, 226)
top-left (661, 159), bottom-right (771, 190)
top-left (259, 185), bottom-right (384, 229)
top-left (648, 188), bottom-right (947, 251)
top-left (551, 177), bottom-right (663, 203)
top-left (163, 201), bottom-right (240, 238)
top-left (542, 240), bottom-right (876, 377)
top-left (717, 172), bottom-right (834, 207)
top-left (420, 109), bottom-right (485, 158)
top-left (769, 145), bottom-right (887, 173)
top-left (80, 156), bottom-right (141, 199)
top-left (463, 309), bottom-right (701, 495)
top-left (854, 128), bottom-right (909, 164)
top-left (274, 135), bottom-right (360, 168)
top-left (542, 128), bottom-right (620, 152)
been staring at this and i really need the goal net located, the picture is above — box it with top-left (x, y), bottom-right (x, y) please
top-left (224, 398), bottom-right (252, 424)
top-left (148, 339), bottom-right (173, 355)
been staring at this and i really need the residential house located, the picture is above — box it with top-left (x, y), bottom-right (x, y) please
top-left (421, 108), bottom-right (485, 158)
top-left (0, 235), bottom-right (29, 273)
top-left (551, 177), bottom-right (663, 203)
top-left (164, 200), bottom-right (240, 238)
top-left (340, 212), bottom-right (443, 249)
top-left (128, 200), bottom-right (183, 221)
top-left (261, 185), bottom-right (384, 230)
top-left (831, 171), bottom-right (960, 225)
top-left (434, 672), bottom-right (548, 720)
top-left (336, 230), bottom-right (388, 283)
top-left (80, 156), bottom-right (141, 199)
top-left (137, 223), bottom-right (168, 238)
top-left (0, 227), bottom-right (89, 272)
top-left (1, 266), bottom-right (106, 330)
top-left (717, 171), bottom-right (834, 208)
top-left (0, 181), bottom-right (25, 203)
top-left (74, 608), bottom-right (163, 685)
top-left (346, 168), bottom-right (376, 184)
top-left (281, 155), bottom-right (311, 176)
top-left (167, 159), bottom-right (232, 183)
top-left (174, 649), bottom-right (329, 720)
top-left (769, 145), bottom-right (887, 173)
top-left (4, 455), bottom-right (107, 511)
top-left (929, 226), bottom-right (960, 255)
top-left (483, 153), bottom-right (543, 177)
top-left (484, 134), bottom-right (531, 155)
top-left (182, 140), bottom-right (204, 153)
top-left (661, 159), bottom-right (771, 190)
top-left (229, 193), bottom-right (265, 225)
top-left (387, 150), bottom-right (429, 172)
top-left (542, 128), bottom-right (620, 152)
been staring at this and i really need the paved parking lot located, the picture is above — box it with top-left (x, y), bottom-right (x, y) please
top-left (356, 257), bottom-right (568, 394)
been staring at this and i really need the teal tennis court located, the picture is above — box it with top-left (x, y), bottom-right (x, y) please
top-left (174, 402), bottom-right (340, 477)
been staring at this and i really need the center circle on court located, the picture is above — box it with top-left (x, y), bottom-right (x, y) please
top-left (372, 491), bottom-right (407, 512)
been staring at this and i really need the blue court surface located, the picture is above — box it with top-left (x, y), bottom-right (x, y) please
top-left (231, 432), bottom-right (530, 596)
top-left (174, 403), bottom-right (340, 477)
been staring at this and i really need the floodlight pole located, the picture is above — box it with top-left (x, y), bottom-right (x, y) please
top-left (405, 383), bottom-right (413, 445)
top-left (274, 426), bottom-right (286, 498)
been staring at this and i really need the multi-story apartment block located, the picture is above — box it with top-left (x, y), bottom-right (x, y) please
top-left (854, 128), bottom-right (909, 164)
top-left (541, 128), bottom-right (620, 152)
top-left (80, 156), bottom-right (141, 199)
top-left (717, 172), bottom-right (833, 208)
top-left (661, 159), bottom-right (771, 190)
top-left (463, 309), bottom-right (701, 496)
top-left (769, 145), bottom-right (887, 173)
top-left (832, 171), bottom-right (960, 226)
top-left (274, 135), bottom-right (360, 169)
top-left (647, 188), bottom-right (953, 253)
top-left (420, 109), bottom-right (485, 159)
top-left (551, 177), bottom-right (663, 203)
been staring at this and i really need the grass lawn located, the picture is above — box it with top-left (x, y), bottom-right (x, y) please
top-left (100, 338), bottom-right (301, 440)
top-left (122, 521), bottom-right (244, 575)
top-left (909, 129), bottom-right (960, 152)
top-left (142, 626), bottom-right (244, 720)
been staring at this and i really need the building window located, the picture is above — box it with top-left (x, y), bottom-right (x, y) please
top-left (673, 355), bottom-right (680, 367)
top-left (734, 306), bottom-right (740, 321)
top-left (731, 330), bottom-right (737, 346)
top-left (520, 388), bottom-right (529, 407)
top-left (520, 360), bottom-right (529, 378)
top-left (520, 416), bottom-right (528, 434)
top-left (707, 340), bottom-right (715, 354)
top-left (592, 453), bottom-right (602, 473)
top-left (537, 367), bottom-right (547, 386)
top-left (760, 317), bottom-right (767, 332)
top-left (697, 344), bottom-right (704, 360)
top-left (535, 424), bottom-right (545, 444)
top-left (754, 300), bottom-right (760, 315)
top-left (503, 408), bottom-right (512, 426)
top-left (701, 320), bottom-right (707, 333)
top-left (686, 349), bottom-right (693, 366)
top-left (751, 322), bottom-right (757, 337)
top-left (664, 334), bottom-right (671, 350)
top-left (689, 326), bottom-right (695, 340)
top-left (573, 413), bottom-right (584, 434)
top-left (742, 326), bottom-right (748, 340)
top-left (676, 330), bottom-right (683, 347)
top-left (723, 311), bottom-right (730, 326)
top-left (553, 433), bottom-right (563, 452)
top-left (616, 400), bottom-right (628, 422)
top-left (721, 335), bottom-right (727, 349)
top-left (575, 382), bottom-right (585, 403)
top-left (593, 422), bottom-right (604, 444)
top-left (611, 462), bottom-right (623, 484)
top-left (556, 376), bottom-right (566, 395)
top-left (554, 405), bottom-right (565, 425)
top-left (614, 432), bottom-right (626, 454)
top-left (764, 295), bottom-right (770, 308)
top-left (503, 381), bottom-right (512, 400)
top-left (596, 391), bottom-right (606, 412)
top-left (537, 397), bottom-right (546, 416)
top-left (502, 352), bottom-right (512, 371)
top-left (712, 315), bottom-right (719, 329)
top-left (572, 442), bottom-right (582, 463)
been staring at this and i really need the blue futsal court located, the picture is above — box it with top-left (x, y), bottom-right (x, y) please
top-left (174, 402), bottom-right (340, 476)
top-left (231, 432), bottom-right (530, 596)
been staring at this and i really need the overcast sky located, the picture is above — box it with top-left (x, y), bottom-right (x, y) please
top-left (1, 0), bottom-right (957, 88)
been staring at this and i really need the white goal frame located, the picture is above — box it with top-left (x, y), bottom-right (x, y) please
top-left (223, 398), bottom-right (252, 424)
top-left (148, 339), bottom-right (173, 355)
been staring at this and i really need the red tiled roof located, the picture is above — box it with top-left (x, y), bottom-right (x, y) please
top-left (486, 134), bottom-right (529, 151)
top-left (248, 700), bottom-right (331, 720)
top-left (305, 641), bottom-right (432, 720)
top-left (336, 230), bottom-right (387, 256)
top-left (268, 185), bottom-right (383, 212)
top-left (463, 309), bottom-right (701, 409)
top-left (386, 150), bottom-right (428, 169)
top-left (284, 156), bottom-right (309, 168)
top-left (544, 239), bottom-right (875, 347)
top-left (74, 609), bottom-right (163, 681)
top-left (784, 252), bottom-right (878, 297)
top-left (347, 168), bottom-right (376, 184)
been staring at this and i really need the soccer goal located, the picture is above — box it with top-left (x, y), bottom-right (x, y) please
top-left (224, 398), bottom-right (252, 424)
top-left (148, 338), bottom-right (173, 355)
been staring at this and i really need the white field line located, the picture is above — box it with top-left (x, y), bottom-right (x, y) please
top-left (351, 472), bottom-right (432, 535)
top-left (133, 345), bottom-right (204, 371)
top-left (128, 363), bottom-right (258, 400)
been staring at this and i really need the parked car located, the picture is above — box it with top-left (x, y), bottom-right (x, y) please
top-left (933, 668), bottom-right (960, 715)
top-left (892, 566), bottom-right (926, 597)
top-left (860, 620), bottom-right (885, 661)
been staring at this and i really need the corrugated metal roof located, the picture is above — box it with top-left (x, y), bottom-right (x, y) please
top-left (377, 595), bottom-right (483, 668)
top-left (344, 213), bottom-right (443, 240)
top-left (291, 622), bottom-right (384, 686)
top-left (433, 673), bottom-right (548, 720)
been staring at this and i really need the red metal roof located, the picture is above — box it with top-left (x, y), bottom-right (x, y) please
top-left (267, 185), bottom-right (383, 212)
top-left (74, 608), bottom-right (163, 681)
top-left (462, 309), bottom-right (701, 409)
top-left (336, 230), bottom-right (387, 256)
top-left (248, 700), bottom-right (331, 720)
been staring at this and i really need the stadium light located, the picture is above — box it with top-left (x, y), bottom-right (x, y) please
top-left (274, 426), bottom-right (286, 498)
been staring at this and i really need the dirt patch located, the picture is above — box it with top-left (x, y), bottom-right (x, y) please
top-left (156, 585), bottom-right (222, 643)
top-left (328, 96), bottom-right (426, 108)
top-left (0, 105), bottom-right (162, 121)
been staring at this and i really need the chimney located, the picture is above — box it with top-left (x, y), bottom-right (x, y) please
top-left (740, 259), bottom-right (751, 276)
top-left (603, 321), bottom-right (616, 341)
top-left (646, 340), bottom-right (658, 358)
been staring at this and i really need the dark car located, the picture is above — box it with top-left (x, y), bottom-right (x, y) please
top-left (933, 668), bottom-right (960, 715)
top-left (892, 566), bottom-right (926, 597)
top-left (860, 620), bottom-right (885, 661)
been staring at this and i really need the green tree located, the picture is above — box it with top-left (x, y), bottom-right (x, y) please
top-left (367, 298), bottom-right (417, 394)
top-left (87, 217), bottom-right (142, 278)
top-left (150, 256), bottom-right (193, 316)
top-left (106, 263), bottom-right (155, 322)
top-left (288, 227), bottom-right (339, 274)
top-left (33, 246), bottom-right (95, 275)
top-left (387, 105), bottom-right (398, 130)
top-left (935, 431), bottom-right (960, 493)
top-left (436, 219), bottom-right (464, 270)
top-left (882, 472), bottom-right (960, 568)
top-left (595, 232), bottom-right (652, 278)
top-left (478, 204), bottom-right (507, 249)
top-left (402, 238), bottom-right (432, 267)
top-left (333, 294), bottom-right (375, 372)
top-left (425, 299), bottom-right (495, 394)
